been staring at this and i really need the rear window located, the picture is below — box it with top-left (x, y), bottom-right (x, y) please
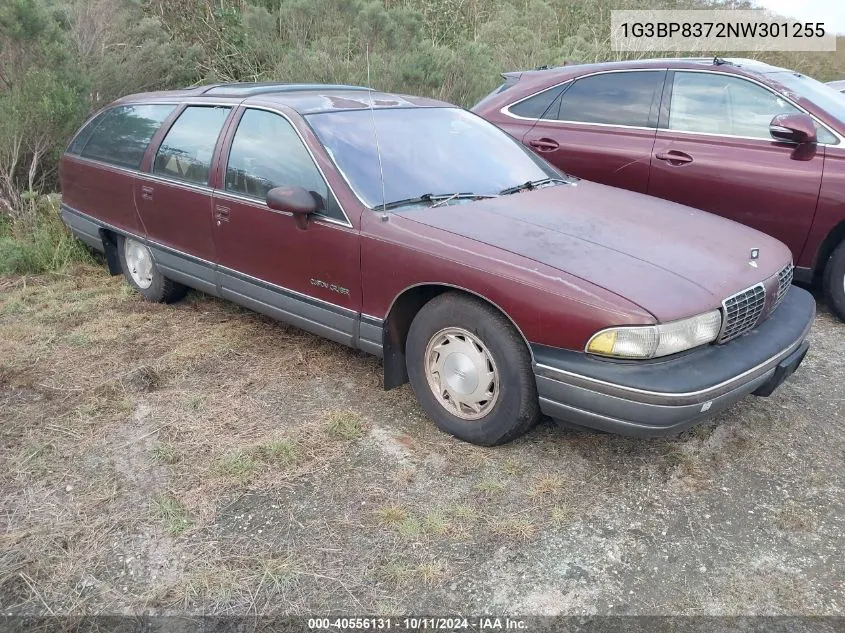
top-left (153, 106), bottom-right (231, 186)
top-left (75, 104), bottom-right (175, 169)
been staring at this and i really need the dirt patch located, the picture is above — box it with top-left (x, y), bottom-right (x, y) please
top-left (1, 265), bottom-right (842, 615)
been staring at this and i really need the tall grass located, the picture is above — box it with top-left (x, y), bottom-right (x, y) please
top-left (0, 195), bottom-right (94, 275)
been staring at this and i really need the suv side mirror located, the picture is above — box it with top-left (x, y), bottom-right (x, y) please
top-left (769, 113), bottom-right (817, 144)
top-left (266, 186), bottom-right (317, 215)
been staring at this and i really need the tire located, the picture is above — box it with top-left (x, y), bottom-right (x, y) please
top-left (117, 235), bottom-right (186, 303)
top-left (405, 292), bottom-right (540, 446)
top-left (823, 240), bottom-right (845, 322)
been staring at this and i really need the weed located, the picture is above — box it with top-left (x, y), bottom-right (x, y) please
top-left (151, 493), bottom-right (191, 536)
top-left (325, 411), bottom-right (364, 440)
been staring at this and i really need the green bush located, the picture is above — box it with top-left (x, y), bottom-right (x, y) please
top-left (0, 196), bottom-right (93, 275)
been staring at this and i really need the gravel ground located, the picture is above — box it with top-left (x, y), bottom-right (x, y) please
top-left (0, 266), bottom-right (842, 619)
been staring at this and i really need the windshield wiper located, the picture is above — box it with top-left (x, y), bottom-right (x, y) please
top-left (499, 177), bottom-right (569, 196)
top-left (381, 192), bottom-right (497, 211)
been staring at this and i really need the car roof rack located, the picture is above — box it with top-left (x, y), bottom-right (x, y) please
top-left (197, 82), bottom-right (372, 97)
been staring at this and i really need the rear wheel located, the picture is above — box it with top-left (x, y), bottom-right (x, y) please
top-left (405, 292), bottom-right (540, 446)
top-left (823, 240), bottom-right (845, 322)
top-left (118, 236), bottom-right (186, 303)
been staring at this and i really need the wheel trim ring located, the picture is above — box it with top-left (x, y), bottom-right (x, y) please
top-left (423, 326), bottom-right (499, 421)
top-left (124, 238), bottom-right (154, 289)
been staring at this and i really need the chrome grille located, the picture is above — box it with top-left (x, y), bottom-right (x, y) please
top-left (774, 264), bottom-right (793, 308)
top-left (718, 283), bottom-right (766, 343)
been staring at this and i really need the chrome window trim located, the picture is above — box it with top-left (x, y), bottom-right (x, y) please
top-left (664, 69), bottom-right (844, 146)
top-left (223, 104), bottom-right (354, 228)
top-left (500, 67), bottom-right (844, 145)
top-left (500, 68), bottom-right (664, 130)
top-left (143, 171), bottom-right (214, 194)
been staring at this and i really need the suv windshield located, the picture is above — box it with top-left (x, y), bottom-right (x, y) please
top-left (771, 71), bottom-right (845, 127)
top-left (306, 107), bottom-right (561, 209)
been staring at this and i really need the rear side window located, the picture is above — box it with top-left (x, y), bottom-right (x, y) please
top-left (557, 71), bottom-right (664, 127)
top-left (153, 106), bottom-right (231, 185)
top-left (75, 104), bottom-right (175, 169)
top-left (508, 85), bottom-right (566, 119)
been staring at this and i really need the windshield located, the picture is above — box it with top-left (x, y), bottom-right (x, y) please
top-left (770, 71), bottom-right (845, 126)
top-left (306, 107), bottom-right (559, 209)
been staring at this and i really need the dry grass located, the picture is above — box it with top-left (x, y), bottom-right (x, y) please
top-left (1, 264), bottom-right (840, 616)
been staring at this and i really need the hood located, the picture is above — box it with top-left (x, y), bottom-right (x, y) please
top-left (396, 181), bottom-right (791, 322)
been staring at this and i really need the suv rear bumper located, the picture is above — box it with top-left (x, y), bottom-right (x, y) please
top-left (533, 287), bottom-right (815, 437)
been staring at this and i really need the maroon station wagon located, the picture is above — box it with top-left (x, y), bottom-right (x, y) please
top-left (60, 83), bottom-right (815, 445)
top-left (474, 58), bottom-right (845, 321)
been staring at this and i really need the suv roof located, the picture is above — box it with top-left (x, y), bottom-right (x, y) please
top-left (113, 83), bottom-right (451, 115)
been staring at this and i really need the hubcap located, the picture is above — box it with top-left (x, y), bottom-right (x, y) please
top-left (124, 238), bottom-right (154, 289)
top-left (424, 327), bottom-right (499, 421)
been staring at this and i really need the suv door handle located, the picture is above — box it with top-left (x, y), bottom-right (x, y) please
top-left (528, 137), bottom-right (560, 152)
top-left (214, 205), bottom-right (231, 223)
top-left (654, 150), bottom-right (694, 165)
top-left (140, 185), bottom-right (154, 200)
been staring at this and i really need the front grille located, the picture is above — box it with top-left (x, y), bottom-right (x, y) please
top-left (774, 264), bottom-right (793, 308)
top-left (718, 283), bottom-right (766, 343)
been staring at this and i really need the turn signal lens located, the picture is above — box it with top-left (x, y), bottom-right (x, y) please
top-left (586, 310), bottom-right (722, 359)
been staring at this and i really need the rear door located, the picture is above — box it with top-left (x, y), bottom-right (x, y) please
top-left (513, 70), bottom-right (665, 193)
top-left (648, 70), bottom-right (825, 258)
top-left (134, 105), bottom-right (233, 293)
top-left (211, 106), bottom-right (361, 346)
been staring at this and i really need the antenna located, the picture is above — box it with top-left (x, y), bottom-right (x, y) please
top-left (366, 44), bottom-right (388, 222)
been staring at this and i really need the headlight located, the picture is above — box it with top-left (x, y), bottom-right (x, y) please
top-left (586, 310), bottom-right (722, 359)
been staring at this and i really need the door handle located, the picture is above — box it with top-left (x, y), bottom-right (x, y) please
top-left (654, 150), bottom-right (694, 165)
top-left (214, 205), bottom-right (231, 224)
top-left (140, 185), bottom-right (154, 201)
top-left (528, 137), bottom-right (560, 152)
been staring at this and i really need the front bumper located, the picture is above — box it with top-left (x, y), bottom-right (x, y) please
top-left (533, 287), bottom-right (815, 437)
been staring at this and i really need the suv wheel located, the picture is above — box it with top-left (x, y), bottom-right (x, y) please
top-left (823, 240), bottom-right (845, 322)
top-left (118, 236), bottom-right (186, 303)
top-left (405, 292), bottom-right (540, 446)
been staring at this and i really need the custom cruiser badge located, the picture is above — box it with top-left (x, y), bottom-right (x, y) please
top-left (310, 278), bottom-right (350, 296)
top-left (749, 248), bottom-right (760, 268)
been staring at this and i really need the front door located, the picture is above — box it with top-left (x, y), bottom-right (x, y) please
top-left (648, 70), bottom-right (824, 258)
top-left (516, 70), bottom-right (665, 193)
top-left (212, 107), bottom-right (361, 346)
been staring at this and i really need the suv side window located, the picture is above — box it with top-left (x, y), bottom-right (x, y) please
top-left (225, 108), bottom-right (343, 221)
top-left (556, 71), bottom-right (663, 127)
top-left (508, 85), bottom-right (566, 119)
top-left (153, 106), bottom-right (231, 185)
top-left (76, 104), bottom-right (175, 169)
top-left (668, 72), bottom-right (800, 139)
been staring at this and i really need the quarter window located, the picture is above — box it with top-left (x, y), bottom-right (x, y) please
top-left (668, 72), bottom-right (800, 139)
top-left (75, 105), bottom-right (175, 169)
top-left (556, 71), bottom-right (663, 127)
top-left (153, 106), bottom-right (231, 185)
top-left (225, 109), bottom-right (340, 219)
top-left (508, 85), bottom-right (566, 119)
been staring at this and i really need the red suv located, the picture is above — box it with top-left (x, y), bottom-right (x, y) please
top-left (60, 83), bottom-right (814, 445)
top-left (474, 58), bottom-right (845, 320)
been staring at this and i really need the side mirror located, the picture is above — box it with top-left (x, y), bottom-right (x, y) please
top-left (266, 186), bottom-right (318, 215)
top-left (769, 113), bottom-right (817, 144)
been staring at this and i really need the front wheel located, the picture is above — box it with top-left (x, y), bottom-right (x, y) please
top-left (823, 240), bottom-right (845, 322)
top-left (117, 236), bottom-right (186, 303)
top-left (405, 292), bottom-right (540, 446)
